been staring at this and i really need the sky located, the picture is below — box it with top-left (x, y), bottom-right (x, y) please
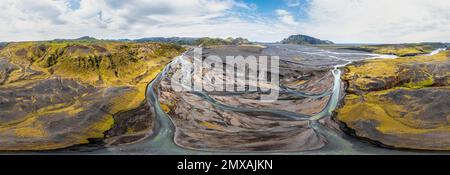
top-left (0, 0), bottom-right (449, 43)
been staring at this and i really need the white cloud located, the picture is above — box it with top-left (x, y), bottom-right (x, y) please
top-left (0, 0), bottom-right (449, 43)
top-left (0, 0), bottom-right (248, 41)
top-left (0, 0), bottom-right (295, 42)
top-left (276, 9), bottom-right (299, 26)
top-left (299, 0), bottom-right (450, 43)
top-left (283, 0), bottom-right (301, 7)
top-left (235, 1), bottom-right (257, 10)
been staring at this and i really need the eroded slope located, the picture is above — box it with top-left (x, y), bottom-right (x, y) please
top-left (336, 50), bottom-right (450, 150)
top-left (0, 41), bottom-right (184, 150)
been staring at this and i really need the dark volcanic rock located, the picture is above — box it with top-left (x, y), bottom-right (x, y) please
top-left (104, 102), bottom-right (155, 146)
top-left (336, 50), bottom-right (450, 150)
top-left (0, 78), bottom-right (136, 150)
top-left (0, 58), bottom-right (18, 84)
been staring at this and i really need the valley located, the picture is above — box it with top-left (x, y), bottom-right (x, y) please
top-left (0, 38), bottom-right (448, 154)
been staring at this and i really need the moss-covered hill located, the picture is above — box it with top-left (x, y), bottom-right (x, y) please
top-left (1, 41), bottom-right (184, 85)
top-left (345, 43), bottom-right (446, 57)
top-left (0, 41), bottom-right (185, 150)
top-left (335, 50), bottom-right (450, 150)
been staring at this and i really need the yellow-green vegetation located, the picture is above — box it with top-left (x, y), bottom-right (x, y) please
top-left (1, 40), bottom-right (184, 99)
top-left (402, 74), bottom-right (434, 89)
top-left (1, 41), bottom-right (184, 85)
top-left (196, 37), bottom-right (251, 46)
top-left (343, 50), bottom-right (449, 92)
top-left (0, 40), bottom-right (185, 150)
top-left (159, 102), bottom-right (172, 113)
top-left (348, 43), bottom-right (437, 57)
top-left (338, 88), bottom-right (450, 134)
top-left (336, 50), bottom-right (450, 150)
top-left (200, 121), bottom-right (224, 131)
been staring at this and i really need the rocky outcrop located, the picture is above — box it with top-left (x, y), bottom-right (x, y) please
top-left (281, 34), bottom-right (334, 45)
top-left (336, 50), bottom-right (450, 150)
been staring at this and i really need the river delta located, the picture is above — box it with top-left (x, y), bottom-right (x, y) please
top-left (0, 41), bottom-right (448, 154)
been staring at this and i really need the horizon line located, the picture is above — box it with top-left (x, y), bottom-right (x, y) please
top-left (1, 36), bottom-right (449, 45)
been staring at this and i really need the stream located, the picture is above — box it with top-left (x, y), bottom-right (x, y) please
top-left (91, 45), bottom-right (446, 155)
